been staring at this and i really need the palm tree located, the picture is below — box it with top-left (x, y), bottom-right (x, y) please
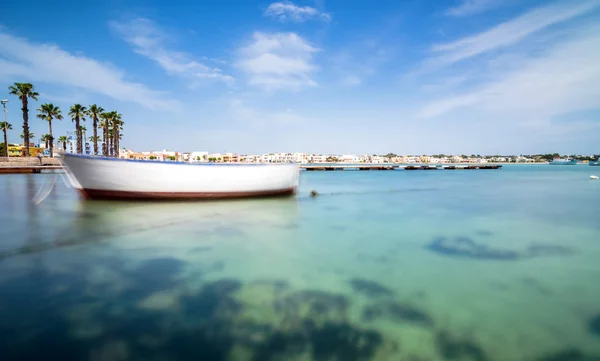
top-left (0, 121), bottom-right (12, 157)
top-left (8, 83), bottom-right (39, 157)
top-left (68, 104), bottom-right (86, 154)
top-left (20, 132), bottom-right (35, 141)
top-left (40, 134), bottom-right (50, 148)
top-left (58, 135), bottom-right (68, 152)
top-left (36, 103), bottom-right (63, 158)
top-left (87, 105), bottom-right (103, 155)
top-left (80, 126), bottom-right (88, 154)
top-left (89, 135), bottom-right (100, 145)
top-left (112, 113), bottom-right (123, 157)
top-left (99, 112), bottom-right (111, 157)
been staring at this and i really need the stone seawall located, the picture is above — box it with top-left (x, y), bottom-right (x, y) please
top-left (0, 157), bottom-right (61, 166)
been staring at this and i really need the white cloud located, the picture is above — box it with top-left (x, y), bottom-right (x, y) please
top-left (229, 99), bottom-right (304, 126)
top-left (264, 1), bottom-right (331, 22)
top-left (417, 23), bottom-right (600, 124)
top-left (446, 0), bottom-right (503, 17)
top-left (0, 31), bottom-right (178, 110)
top-left (341, 75), bottom-right (362, 86)
top-left (432, 0), bottom-right (600, 65)
top-left (237, 32), bottom-right (319, 91)
top-left (109, 18), bottom-right (234, 85)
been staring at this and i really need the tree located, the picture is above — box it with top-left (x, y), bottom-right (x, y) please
top-left (149, 155), bottom-right (157, 160)
top-left (87, 105), bottom-right (104, 156)
top-left (41, 134), bottom-right (50, 148)
top-left (111, 113), bottom-right (123, 157)
top-left (89, 135), bottom-right (100, 145)
top-left (0, 121), bottom-right (12, 157)
top-left (69, 104), bottom-right (87, 154)
top-left (167, 155), bottom-right (176, 161)
top-left (58, 135), bottom-right (69, 152)
top-left (99, 112), bottom-right (110, 156)
top-left (36, 103), bottom-right (63, 157)
top-left (8, 82), bottom-right (39, 157)
top-left (20, 132), bottom-right (35, 141)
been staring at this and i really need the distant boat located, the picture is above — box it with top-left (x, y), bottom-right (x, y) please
top-left (590, 160), bottom-right (600, 166)
top-left (548, 158), bottom-right (578, 165)
top-left (61, 154), bottom-right (300, 200)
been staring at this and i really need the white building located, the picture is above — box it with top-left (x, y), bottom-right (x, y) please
top-left (190, 151), bottom-right (209, 162)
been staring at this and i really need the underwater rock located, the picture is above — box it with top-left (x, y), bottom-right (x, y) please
top-left (310, 190), bottom-right (319, 197)
top-left (589, 314), bottom-right (600, 337)
top-left (526, 243), bottom-right (574, 257)
top-left (435, 331), bottom-right (487, 361)
top-left (535, 348), bottom-right (600, 361)
top-left (349, 278), bottom-right (395, 298)
top-left (426, 236), bottom-right (519, 260)
top-left (362, 301), bottom-right (434, 327)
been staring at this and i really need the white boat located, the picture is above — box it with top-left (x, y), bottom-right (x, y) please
top-left (548, 158), bottom-right (578, 165)
top-left (590, 161), bottom-right (600, 166)
top-left (60, 154), bottom-right (300, 200)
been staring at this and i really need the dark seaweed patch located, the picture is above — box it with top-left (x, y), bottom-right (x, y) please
top-left (349, 278), bottom-right (395, 298)
top-left (362, 302), bottom-right (433, 327)
top-left (426, 236), bottom-right (519, 260)
top-left (526, 244), bottom-right (574, 257)
top-left (589, 314), bottom-right (600, 337)
top-left (535, 348), bottom-right (600, 361)
top-left (522, 277), bottom-right (553, 296)
top-left (212, 260), bottom-right (226, 271)
top-left (274, 290), bottom-right (349, 319)
top-left (435, 331), bottom-right (487, 361)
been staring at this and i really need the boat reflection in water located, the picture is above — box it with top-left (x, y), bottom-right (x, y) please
top-left (60, 153), bottom-right (300, 200)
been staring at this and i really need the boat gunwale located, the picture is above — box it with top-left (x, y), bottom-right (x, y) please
top-left (61, 153), bottom-right (299, 167)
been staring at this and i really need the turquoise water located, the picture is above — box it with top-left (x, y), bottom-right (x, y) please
top-left (1, 165), bottom-right (599, 361)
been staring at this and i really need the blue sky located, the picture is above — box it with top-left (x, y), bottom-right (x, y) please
top-left (1, 0), bottom-right (599, 154)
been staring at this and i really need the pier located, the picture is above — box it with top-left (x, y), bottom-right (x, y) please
top-left (301, 164), bottom-right (502, 171)
top-left (0, 166), bottom-right (64, 174)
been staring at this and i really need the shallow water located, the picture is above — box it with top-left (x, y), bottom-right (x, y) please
top-left (1, 165), bottom-right (599, 361)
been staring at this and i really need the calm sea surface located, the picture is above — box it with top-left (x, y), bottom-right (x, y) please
top-left (1, 165), bottom-right (599, 361)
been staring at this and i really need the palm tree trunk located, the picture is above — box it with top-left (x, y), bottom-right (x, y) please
top-left (21, 96), bottom-right (30, 157)
top-left (48, 120), bottom-right (54, 157)
top-left (75, 116), bottom-right (81, 154)
top-left (63, 141), bottom-right (66, 151)
top-left (3, 129), bottom-right (8, 157)
top-left (113, 123), bottom-right (118, 157)
top-left (103, 122), bottom-right (109, 157)
top-left (93, 116), bottom-right (98, 156)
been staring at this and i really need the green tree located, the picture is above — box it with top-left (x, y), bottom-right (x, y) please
top-left (8, 82), bottom-right (39, 157)
top-left (36, 103), bottom-right (63, 157)
top-left (87, 105), bottom-right (104, 156)
top-left (58, 135), bottom-right (69, 152)
top-left (149, 155), bottom-right (157, 160)
top-left (40, 134), bottom-right (50, 148)
top-left (0, 121), bottom-right (12, 157)
top-left (69, 104), bottom-right (87, 154)
top-left (99, 112), bottom-right (110, 156)
top-left (20, 132), bottom-right (35, 141)
top-left (111, 113), bottom-right (123, 157)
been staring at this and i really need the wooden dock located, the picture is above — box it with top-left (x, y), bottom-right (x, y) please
top-left (301, 164), bottom-right (502, 171)
top-left (0, 166), bottom-right (64, 174)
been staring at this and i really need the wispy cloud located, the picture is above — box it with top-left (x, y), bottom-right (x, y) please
top-left (0, 31), bottom-right (178, 110)
top-left (432, 0), bottom-right (600, 65)
top-left (446, 0), bottom-right (504, 17)
top-left (264, 1), bottom-right (331, 22)
top-left (109, 18), bottom-right (234, 85)
top-left (418, 22), bottom-right (600, 124)
top-left (229, 98), bottom-right (305, 126)
top-left (237, 32), bottom-right (319, 91)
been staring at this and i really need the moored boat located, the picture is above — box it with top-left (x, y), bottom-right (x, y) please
top-left (548, 158), bottom-right (578, 165)
top-left (590, 160), bottom-right (600, 166)
top-left (60, 154), bottom-right (300, 200)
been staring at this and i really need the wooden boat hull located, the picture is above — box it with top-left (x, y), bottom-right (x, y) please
top-left (61, 154), bottom-right (300, 200)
